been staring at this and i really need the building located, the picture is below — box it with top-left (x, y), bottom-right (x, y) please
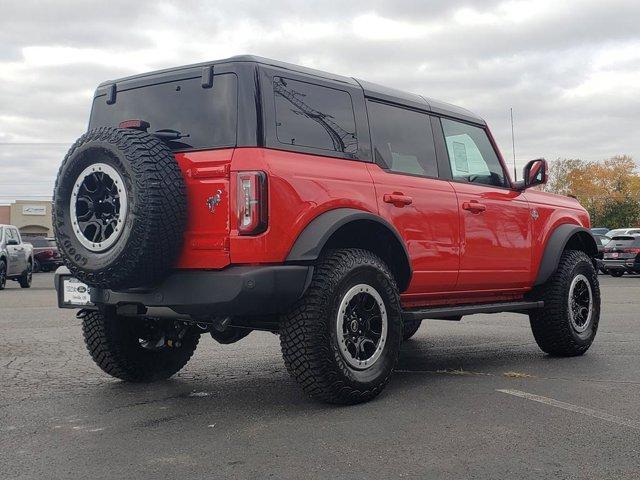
top-left (0, 205), bottom-right (10, 225)
top-left (1, 200), bottom-right (53, 238)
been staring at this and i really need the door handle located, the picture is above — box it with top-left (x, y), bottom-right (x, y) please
top-left (462, 200), bottom-right (486, 213)
top-left (383, 193), bottom-right (413, 207)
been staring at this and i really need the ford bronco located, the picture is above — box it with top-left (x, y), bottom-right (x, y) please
top-left (53, 55), bottom-right (600, 404)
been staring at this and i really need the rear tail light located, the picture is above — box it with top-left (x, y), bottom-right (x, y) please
top-left (43, 249), bottom-right (54, 258)
top-left (237, 171), bottom-right (267, 235)
top-left (622, 248), bottom-right (640, 254)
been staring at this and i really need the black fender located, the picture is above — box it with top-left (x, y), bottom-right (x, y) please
top-left (534, 224), bottom-right (598, 286)
top-left (286, 208), bottom-right (412, 289)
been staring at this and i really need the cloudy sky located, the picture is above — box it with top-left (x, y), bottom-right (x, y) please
top-left (1, 0), bottom-right (639, 202)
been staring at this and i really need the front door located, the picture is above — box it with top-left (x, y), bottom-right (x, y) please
top-left (365, 100), bottom-right (460, 299)
top-left (5, 228), bottom-right (21, 275)
top-left (439, 118), bottom-right (531, 291)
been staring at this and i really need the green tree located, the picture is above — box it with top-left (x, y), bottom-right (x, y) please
top-left (544, 155), bottom-right (640, 228)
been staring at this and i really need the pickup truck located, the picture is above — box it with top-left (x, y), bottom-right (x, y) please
top-left (0, 224), bottom-right (34, 289)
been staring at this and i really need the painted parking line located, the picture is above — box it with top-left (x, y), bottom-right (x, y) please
top-left (497, 389), bottom-right (640, 431)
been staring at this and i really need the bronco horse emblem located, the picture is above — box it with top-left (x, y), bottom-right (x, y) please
top-left (206, 189), bottom-right (223, 213)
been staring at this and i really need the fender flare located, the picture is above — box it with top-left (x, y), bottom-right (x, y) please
top-left (286, 208), bottom-right (412, 287)
top-left (534, 224), bottom-right (598, 286)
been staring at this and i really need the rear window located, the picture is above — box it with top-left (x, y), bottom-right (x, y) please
top-left (367, 100), bottom-right (437, 177)
top-left (611, 236), bottom-right (638, 241)
top-left (89, 73), bottom-right (238, 151)
top-left (273, 77), bottom-right (358, 156)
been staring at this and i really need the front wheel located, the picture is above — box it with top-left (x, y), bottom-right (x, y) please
top-left (403, 320), bottom-right (422, 341)
top-left (280, 249), bottom-right (403, 404)
top-left (80, 309), bottom-right (200, 382)
top-left (18, 262), bottom-right (32, 288)
top-left (529, 250), bottom-right (600, 356)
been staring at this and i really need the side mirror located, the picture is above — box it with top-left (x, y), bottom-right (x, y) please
top-left (7, 238), bottom-right (18, 246)
top-left (517, 159), bottom-right (547, 190)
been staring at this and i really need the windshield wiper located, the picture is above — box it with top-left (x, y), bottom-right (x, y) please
top-left (153, 129), bottom-right (190, 140)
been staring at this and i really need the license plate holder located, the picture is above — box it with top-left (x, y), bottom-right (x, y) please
top-left (58, 276), bottom-right (93, 308)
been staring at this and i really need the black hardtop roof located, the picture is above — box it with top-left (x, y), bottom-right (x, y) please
top-left (98, 54), bottom-right (484, 124)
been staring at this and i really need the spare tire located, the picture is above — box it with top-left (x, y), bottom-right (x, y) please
top-left (53, 127), bottom-right (187, 289)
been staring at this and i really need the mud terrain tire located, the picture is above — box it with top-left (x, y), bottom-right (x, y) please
top-left (53, 127), bottom-right (186, 289)
top-left (529, 250), bottom-right (600, 356)
top-left (280, 249), bottom-right (403, 404)
top-left (80, 309), bottom-right (200, 382)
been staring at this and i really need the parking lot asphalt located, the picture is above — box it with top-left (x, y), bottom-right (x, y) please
top-left (1, 273), bottom-right (639, 480)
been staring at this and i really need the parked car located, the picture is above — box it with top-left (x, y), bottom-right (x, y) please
top-left (605, 228), bottom-right (640, 238)
top-left (602, 235), bottom-right (640, 276)
top-left (593, 233), bottom-right (610, 273)
top-left (29, 237), bottom-right (62, 272)
top-left (590, 227), bottom-right (609, 235)
top-left (0, 224), bottom-right (34, 289)
top-left (52, 55), bottom-right (601, 404)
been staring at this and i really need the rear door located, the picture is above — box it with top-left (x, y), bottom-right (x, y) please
top-left (437, 118), bottom-right (532, 290)
top-left (365, 100), bottom-right (460, 298)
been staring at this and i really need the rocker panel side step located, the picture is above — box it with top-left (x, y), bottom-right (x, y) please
top-left (402, 301), bottom-right (544, 322)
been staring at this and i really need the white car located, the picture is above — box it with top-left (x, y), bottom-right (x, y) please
top-left (606, 228), bottom-right (640, 238)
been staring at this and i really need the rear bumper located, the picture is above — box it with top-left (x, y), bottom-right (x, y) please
top-left (55, 265), bottom-right (313, 317)
top-left (601, 259), bottom-right (640, 271)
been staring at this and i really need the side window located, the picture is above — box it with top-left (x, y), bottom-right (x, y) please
top-left (367, 100), bottom-right (438, 177)
top-left (273, 77), bottom-right (358, 156)
top-left (11, 229), bottom-right (20, 243)
top-left (441, 118), bottom-right (507, 187)
top-left (5, 228), bottom-right (14, 242)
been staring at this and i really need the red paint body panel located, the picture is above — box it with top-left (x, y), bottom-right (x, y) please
top-left (366, 164), bottom-right (460, 296)
top-left (174, 149), bottom-right (233, 269)
top-left (523, 189), bottom-right (590, 280)
top-left (172, 146), bottom-right (590, 309)
top-left (451, 182), bottom-right (532, 290)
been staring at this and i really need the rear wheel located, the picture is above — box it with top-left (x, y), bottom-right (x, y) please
top-left (33, 258), bottom-right (41, 273)
top-left (609, 270), bottom-right (624, 277)
top-left (0, 260), bottom-right (6, 290)
top-left (280, 249), bottom-right (403, 404)
top-left (529, 250), bottom-right (600, 356)
top-left (80, 309), bottom-right (200, 382)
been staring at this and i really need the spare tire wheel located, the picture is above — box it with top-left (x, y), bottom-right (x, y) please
top-left (53, 127), bottom-right (187, 289)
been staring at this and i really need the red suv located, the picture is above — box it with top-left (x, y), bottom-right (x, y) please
top-left (53, 55), bottom-right (600, 404)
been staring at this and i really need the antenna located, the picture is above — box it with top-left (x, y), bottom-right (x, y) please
top-left (510, 107), bottom-right (517, 181)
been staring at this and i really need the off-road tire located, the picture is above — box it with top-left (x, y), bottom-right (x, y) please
top-left (280, 249), bottom-right (403, 404)
top-left (18, 262), bottom-right (32, 288)
top-left (529, 250), bottom-right (600, 356)
top-left (403, 320), bottom-right (422, 341)
top-left (609, 270), bottom-right (624, 277)
top-left (53, 127), bottom-right (187, 289)
top-left (80, 309), bottom-right (200, 382)
top-left (0, 260), bottom-right (6, 290)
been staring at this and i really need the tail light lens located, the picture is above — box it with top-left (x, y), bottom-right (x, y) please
top-left (622, 248), bottom-right (640, 254)
top-left (237, 171), bottom-right (267, 235)
top-left (43, 249), bottom-right (54, 258)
